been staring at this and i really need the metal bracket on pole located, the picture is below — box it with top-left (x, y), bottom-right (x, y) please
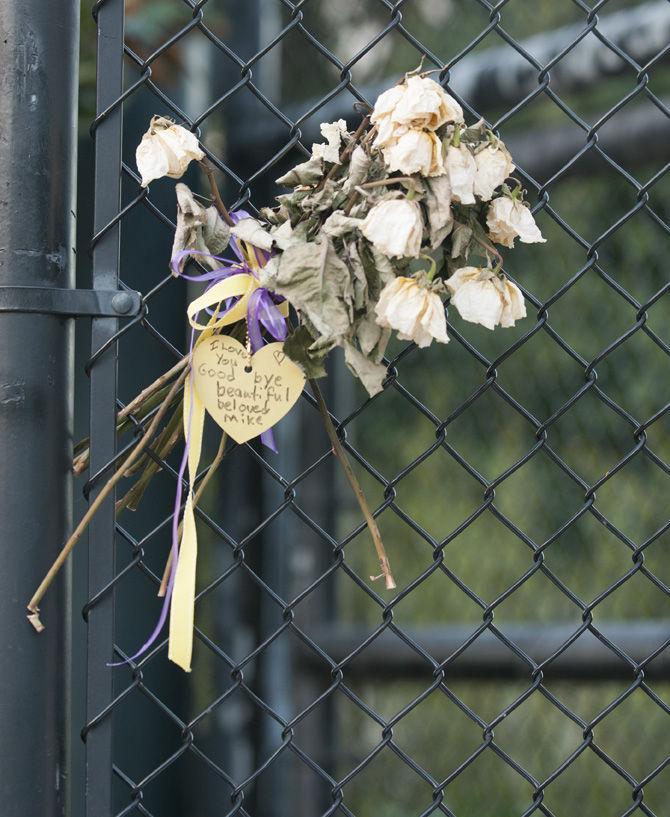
top-left (0, 286), bottom-right (142, 318)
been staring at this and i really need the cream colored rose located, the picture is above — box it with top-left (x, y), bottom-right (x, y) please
top-left (136, 116), bottom-right (204, 187)
top-left (445, 145), bottom-right (476, 204)
top-left (446, 266), bottom-right (526, 330)
top-left (373, 75), bottom-right (463, 131)
top-left (383, 129), bottom-right (444, 176)
top-left (371, 75), bottom-right (463, 151)
top-left (311, 119), bottom-right (348, 164)
top-left (375, 277), bottom-right (449, 347)
top-left (486, 197), bottom-right (546, 247)
top-left (474, 143), bottom-right (515, 201)
top-left (371, 84), bottom-right (405, 124)
top-left (361, 199), bottom-right (423, 258)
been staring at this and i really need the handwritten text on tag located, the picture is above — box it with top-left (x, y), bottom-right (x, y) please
top-left (192, 335), bottom-right (305, 444)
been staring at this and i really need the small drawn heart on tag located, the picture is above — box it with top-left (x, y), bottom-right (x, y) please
top-left (192, 335), bottom-right (305, 444)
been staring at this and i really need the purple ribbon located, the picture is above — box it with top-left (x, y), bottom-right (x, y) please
top-left (109, 328), bottom-right (196, 668)
top-left (170, 215), bottom-right (287, 452)
top-left (110, 217), bottom-right (287, 667)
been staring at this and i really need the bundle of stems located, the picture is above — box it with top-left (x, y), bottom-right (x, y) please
top-left (27, 121), bottom-right (396, 633)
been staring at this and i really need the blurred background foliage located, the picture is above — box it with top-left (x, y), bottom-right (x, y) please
top-left (78, 1), bottom-right (669, 815)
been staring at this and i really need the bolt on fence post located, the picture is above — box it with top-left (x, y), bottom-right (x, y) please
top-left (0, 2), bottom-right (79, 816)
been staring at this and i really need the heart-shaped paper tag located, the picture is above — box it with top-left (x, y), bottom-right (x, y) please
top-left (192, 335), bottom-right (305, 444)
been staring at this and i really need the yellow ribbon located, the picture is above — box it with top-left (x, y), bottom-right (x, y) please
top-left (168, 244), bottom-right (286, 671)
top-left (167, 373), bottom-right (204, 671)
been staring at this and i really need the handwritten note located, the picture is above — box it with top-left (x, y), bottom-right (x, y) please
top-left (192, 335), bottom-right (305, 444)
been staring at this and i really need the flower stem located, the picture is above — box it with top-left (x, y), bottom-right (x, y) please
top-left (200, 158), bottom-right (235, 227)
top-left (359, 176), bottom-right (416, 189)
top-left (73, 357), bottom-right (189, 476)
top-left (116, 404), bottom-right (184, 512)
top-left (472, 231), bottom-right (504, 269)
top-left (308, 378), bottom-right (396, 590)
top-left (26, 367), bottom-right (190, 631)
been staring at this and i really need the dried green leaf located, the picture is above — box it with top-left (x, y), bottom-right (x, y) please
top-left (360, 241), bottom-right (400, 291)
top-left (322, 211), bottom-right (364, 240)
top-left (342, 145), bottom-right (372, 193)
top-left (301, 180), bottom-right (341, 213)
top-left (268, 234), bottom-right (353, 338)
top-left (171, 183), bottom-right (230, 272)
top-left (424, 175), bottom-right (453, 249)
top-left (283, 325), bottom-right (330, 379)
top-left (450, 221), bottom-right (473, 260)
top-left (276, 190), bottom-right (311, 224)
top-left (356, 306), bottom-right (390, 361)
top-left (276, 156), bottom-right (324, 187)
top-left (342, 341), bottom-right (387, 396)
top-left (259, 204), bottom-right (290, 226)
top-left (349, 241), bottom-right (369, 311)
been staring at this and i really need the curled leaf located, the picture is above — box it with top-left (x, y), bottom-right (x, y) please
top-left (276, 156), bottom-right (324, 187)
top-left (342, 341), bottom-right (387, 396)
top-left (424, 175), bottom-right (453, 249)
top-left (230, 218), bottom-right (275, 251)
top-left (171, 183), bottom-right (230, 272)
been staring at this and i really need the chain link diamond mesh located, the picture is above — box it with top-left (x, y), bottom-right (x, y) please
top-left (82, 1), bottom-right (670, 815)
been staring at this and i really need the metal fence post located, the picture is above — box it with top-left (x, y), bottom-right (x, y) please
top-left (84, 1), bottom-right (124, 816)
top-left (0, 2), bottom-right (79, 816)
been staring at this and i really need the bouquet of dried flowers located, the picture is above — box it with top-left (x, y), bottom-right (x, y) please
top-left (28, 71), bottom-right (545, 670)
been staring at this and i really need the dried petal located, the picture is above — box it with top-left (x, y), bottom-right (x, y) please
top-left (361, 199), bottom-right (424, 258)
top-left (375, 276), bottom-right (448, 348)
top-left (473, 143), bottom-right (515, 201)
top-left (382, 129), bottom-right (444, 177)
top-left (372, 76), bottom-right (463, 139)
top-left (486, 197), bottom-right (546, 248)
top-left (312, 119), bottom-right (348, 164)
top-left (445, 145), bottom-right (476, 205)
top-left (136, 116), bottom-right (204, 187)
top-left (446, 266), bottom-right (526, 330)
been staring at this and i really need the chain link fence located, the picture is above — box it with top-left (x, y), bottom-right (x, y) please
top-left (81, 1), bottom-right (670, 815)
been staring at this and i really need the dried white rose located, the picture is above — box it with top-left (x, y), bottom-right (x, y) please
top-left (311, 119), bottom-right (348, 164)
top-left (375, 277), bottom-right (448, 348)
top-left (474, 143), bottom-right (515, 201)
top-left (486, 197), bottom-right (546, 247)
top-left (382, 129), bottom-right (444, 177)
top-left (445, 145), bottom-right (476, 205)
top-left (361, 199), bottom-right (424, 258)
top-left (394, 75), bottom-right (463, 128)
top-left (446, 266), bottom-right (526, 330)
top-left (372, 75), bottom-right (463, 146)
top-left (371, 84), bottom-right (409, 149)
top-left (136, 116), bottom-right (204, 187)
